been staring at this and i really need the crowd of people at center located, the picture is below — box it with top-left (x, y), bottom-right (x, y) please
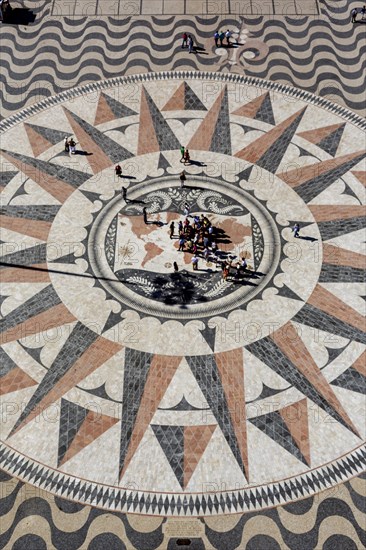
top-left (169, 206), bottom-right (251, 281)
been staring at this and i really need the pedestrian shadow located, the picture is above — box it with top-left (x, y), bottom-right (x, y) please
top-left (194, 46), bottom-right (209, 55)
top-left (298, 236), bottom-right (318, 242)
top-left (2, 7), bottom-right (36, 25)
top-left (75, 151), bottom-right (93, 156)
top-left (120, 175), bottom-right (137, 180)
top-left (188, 160), bottom-right (207, 167)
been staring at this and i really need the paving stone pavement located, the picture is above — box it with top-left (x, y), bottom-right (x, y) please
top-left (0, 1), bottom-right (365, 549)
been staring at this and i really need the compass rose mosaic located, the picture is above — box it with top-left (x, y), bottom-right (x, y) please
top-left (0, 72), bottom-right (365, 516)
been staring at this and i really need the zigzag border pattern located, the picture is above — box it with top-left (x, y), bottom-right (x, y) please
top-left (1, 70), bottom-right (365, 136)
top-left (1, 441), bottom-right (365, 516)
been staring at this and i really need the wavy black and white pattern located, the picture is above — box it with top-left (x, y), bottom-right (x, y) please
top-left (1, 469), bottom-right (365, 549)
top-left (0, 0), bottom-right (365, 118)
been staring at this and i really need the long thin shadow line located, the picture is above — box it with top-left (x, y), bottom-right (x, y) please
top-left (0, 262), bottom-right (120, 284)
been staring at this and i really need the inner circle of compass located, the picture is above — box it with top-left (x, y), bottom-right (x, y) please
top-left (89, 176), bottom-right (281, 319)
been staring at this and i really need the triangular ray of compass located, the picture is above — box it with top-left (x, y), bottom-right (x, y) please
top-left (63, 108), bottom-right (134, 173)
top-left (0, 205), bottom-right (60, 241)
top-left (308, 205), bottom-right (365, 240)
top-left (7, 322), bottom-right (122, 437)
top-left (234, 107), bottom-right (307, 173)
top-left (119, 352), bottom-right (182, 479)
top-left (0, 348), bottom-right (37, 396)
top-left (24, 123), bottom-right (68, 157)
top-left (162, 82), bottom-right (207, 111)
top-left (58, 398), bottom-right (119, 466)
top-left (320, 243), bottom-right (365, 283)
top-left (186, 351), bottom-right (248, 480)
top-left (0, 285), bottom-right (76, 345)
top-left (137, 87), bottom-right (180, 155)
top-left (277, 151), bottom-right (366, 203)
top-left (293, 284), bottom-right (366, 346)
top-left (298, 123), bottom-right (346, 157)
top-left (270, 321), bottom-right (359, 437)
top-left (0, 149), bottom-right (90, 203)
top-left (246, 321), bottom-right (360, 438)
top-left (94, 92), bottom-right (137, 125)
top-left (331, 351), bottom-right (366, 395)
top-left (1, 243), bottom-right (50, 283)
top-left (232, 92), bottom-right (275, 126)
top-left (188, 86), bottom-right (231, 155)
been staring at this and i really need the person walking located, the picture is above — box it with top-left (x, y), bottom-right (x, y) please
top-left (182, 32), bottom-right (188, 48)
top-left (188, 35), bottom-right (194, 53)
top-left (351, 7), bottom-right (358, 22)
top-left (192, 254), bottom-right (199, 270)
top-left (183, 202), bottom-right (190, 216)
top-left (225, 29), bottom-right (232, 45)
top-left (219, 30), bottom-right (225, 46)
top-left (178, 236), bottom-right (185, 251)
top-left (115, 164), bottom-right (122, 177)
top-left (184, 149), bottom-right (190, 165)
top-left (180, 170), bottom-right (186, 188)
top-left (169, 221), bottom-right (175, 239)
top-left (362, 5), bottom-right (366, 19)
top-left (292, 223), bottom-right (300, 238)
top-left (64, 137), bottom-right (70, 153)
top-left (214, 31), bottom-right (220, 47)
top-left (173, 261), bottom-right (179, 272)
top-left (180, 145), bottom-right (185, 162)
top-left (178, 220), bottom-right (183, 234)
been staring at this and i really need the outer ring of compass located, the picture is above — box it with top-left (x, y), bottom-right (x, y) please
top-left (88, 175), bottom-right (282, 320)
top-left (0, 441), bottom-right (364, 516)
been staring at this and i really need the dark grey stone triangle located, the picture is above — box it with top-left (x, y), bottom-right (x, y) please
top-left (186, 355), bottom-right (247, 477)
top-left (316, 124), bottom-right (345, 157)
top-left (342, 182), bottom-right (362, 202)
top-left (0, 243), bottom-right (47, 269)
top-left (106, 124), bottom-right (131, 134)
top-left (254, 93), bottom-right (275, 125)
top-left (294, 302), bottom-right (366, 346)
top-left (119, 349), bottom-right (154, 474)
top-left (79, 189), bottom-right (103, 203)
top-left (1, 149), bottom-right (90, 188)
top-left (158, 153), bottom-right (171, 172)
top-left (184, 82), bottom-right (207, 111)
top-left (143, 88), bottom-right (180, 151)
top-left (237, 165), bottom-right (253, 182)
top-left (209, 87), bottom-right (231, 155)
top-left (0, 285), bottom-right (61, 337)
top-left (246, 337), bottom-right (360, 436)
top-left (324, 344), bottom-right (348, 366)
top-left (199, 322), bottom-right (216, 351)
top-left (25, 123), bottom-right (67, 145)
top-left (151, 424), bottom-right (184, 489)
top-left (64, 109), bottom-right (133, 163)
top-left (102, 93), bottom-right (137, 119)
top-left (0, 347), bottom-right (18, 377)
top-left (250, 382), bottom-right (290, 403)
top-left (50, 252), bottom-right (77, 265)
top-left (256, 109), bottom-right (306, 173)
top-left (0, 171), bottom-right (18, 187)
top-left (331, 367), bottom-right (366, 394)
top-left (295, 152), bottom-right (366, 203)
top-left (19, 342), bottom-right (44, 366)
top-left (276, 284), bottom-right (303, 302)
top-left (9, 322), bottom-right (99, 436)
top-left (103, 310), bottom-right (122, 332)
top-left (58, 399), bottom-right (88, 466)
top-left (296, 145), bottom-right (316, 158)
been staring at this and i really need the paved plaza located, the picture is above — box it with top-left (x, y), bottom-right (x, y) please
top-left (0, 1), bottom-right (365, 550)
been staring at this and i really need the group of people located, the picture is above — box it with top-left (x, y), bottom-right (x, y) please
top-left (351, 5), bottom-right (366, 22)
top-left (169, 210), bottom-right (252, 278)
top-left (214, 29), bottom-right (232, 47)
top-left (64, 137), bottom-right (76, 154)
top-left (180, 146), bottom-right (191, 165)
top-left (181, 32), bottom-right (195, 53)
